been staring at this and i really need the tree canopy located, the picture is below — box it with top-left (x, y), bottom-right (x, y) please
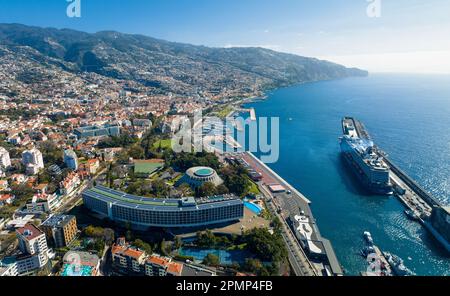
top-left (202, 253), bottom-right (220, 267)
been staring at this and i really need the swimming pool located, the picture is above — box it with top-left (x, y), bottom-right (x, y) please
top-left (244, 201), bottom-right (262, 215)
top-left (179, 248), bottom-right (254, 265)
top-left (61, 264), bottom-right (94, 276)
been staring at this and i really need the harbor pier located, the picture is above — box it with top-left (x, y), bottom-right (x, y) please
top-left (342, 117), bottom-right (450, 257)
top-left (384, 156), bottom-right (441, 208)
top-left (236, 152), bottom-right (343, 276)
top-left (381, 153), bottom-right (450, 253)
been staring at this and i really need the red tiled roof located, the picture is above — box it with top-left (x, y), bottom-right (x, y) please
top-left (33, 193), bottom-right (48, 201)
top-left (111, 244), bottom-right (126, 255)
top-left (16, 224), bottom-right (44, 241)
top-left (167, 262), bottom-right (183, 275)
top-left (147, 255), bottom-right (170, 267)
top-left (123, 248), bottom-right (145, 259)
top-left (0, 194), bottom-right (13, 201)
top-left (236, 272), bottom-right (256, 276)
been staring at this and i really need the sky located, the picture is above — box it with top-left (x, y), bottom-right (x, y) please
top-left (1, 0), bottom-right (450, 73)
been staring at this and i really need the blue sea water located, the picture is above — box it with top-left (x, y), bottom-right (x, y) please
top-left (243, 73), bottom-right (450, 276)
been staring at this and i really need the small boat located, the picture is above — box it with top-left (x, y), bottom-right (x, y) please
top-left (383, 252), bottom-right (415, 276)
top-left (363, 231), bottom-right (374, 245)
top-left (404, 210), bottom-right (419, 221)
top-left (360, 246), bottom-right (376, 258)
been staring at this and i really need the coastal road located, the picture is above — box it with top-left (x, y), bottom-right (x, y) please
top-left (240, 152), bottom-right (320, 276)
top-left (266, 200), bottom-right (317, 276)
top-left (262, 185), bottom-right (318, 276)
top-left (242, 153), bottom-right (323, 276)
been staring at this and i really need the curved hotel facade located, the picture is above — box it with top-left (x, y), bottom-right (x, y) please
top-left (82, 186), bottom-right (244, 229)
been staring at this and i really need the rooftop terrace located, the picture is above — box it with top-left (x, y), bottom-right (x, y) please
top-left (83, 186), bottom-right (242, 211)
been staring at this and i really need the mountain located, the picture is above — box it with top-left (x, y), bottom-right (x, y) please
top-left (0, 23), bottom-right (368, 97)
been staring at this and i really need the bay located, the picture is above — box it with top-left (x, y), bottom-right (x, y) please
top-left (242, 73), bottom-right (450, 276)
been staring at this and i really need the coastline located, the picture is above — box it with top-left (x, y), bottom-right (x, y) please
top-left (246, 152), bottom-right (311, 204)
top-left (235, 74), bottom-right (450, 275)
top-left (210, 89), bottom-right (344, 275)
top-left (225, 74), bottom-right (370, 117)
top-left (243, 150), bottom-right (343, 275)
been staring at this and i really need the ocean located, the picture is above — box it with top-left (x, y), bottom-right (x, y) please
top-left (240, 73), bottom-right (450, 276)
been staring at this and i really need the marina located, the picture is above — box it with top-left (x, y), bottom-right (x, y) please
top-left (361, 245), bottom-right (392, 276)
top-left (360, 231), bottom-right (415, 276)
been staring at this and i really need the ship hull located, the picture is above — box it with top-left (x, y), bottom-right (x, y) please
top-left (340, 117), bottom-right (393, 195)
top-left (340, 151), bottom-right (393, 195)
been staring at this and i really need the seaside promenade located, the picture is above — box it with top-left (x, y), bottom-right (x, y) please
top-left (243, 152), bottom-right (343, 276)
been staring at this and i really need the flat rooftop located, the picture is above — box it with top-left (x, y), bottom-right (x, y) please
top-left (63, 251), bottom-right (100, 267)
top-left (83, 186), bottom-right (242, 212)
top-left (42, 214), bottom-right (75, 228)
top-left (181, 264), bottom-right (215, 276)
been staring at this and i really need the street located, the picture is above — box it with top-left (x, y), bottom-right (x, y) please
top-left (55, 168), bottom-right (107, 214)
top-left (260, 183), bottom-right (318, 276)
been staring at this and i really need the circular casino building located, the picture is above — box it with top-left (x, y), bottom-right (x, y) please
top-left (179, 166), bottom-right (223, 188)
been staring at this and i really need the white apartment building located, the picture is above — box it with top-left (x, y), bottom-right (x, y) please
top-left (15, 224), bottom-right (49, 275)
top-left (22, 148), bottom-right (44, 175)
top-left (0, 147), bottom-right (11, 168)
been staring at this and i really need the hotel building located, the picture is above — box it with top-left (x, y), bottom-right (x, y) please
top-left (74, 124), bottom-right (120, 139)
top-left (82, 186), bottom-right (244, 229)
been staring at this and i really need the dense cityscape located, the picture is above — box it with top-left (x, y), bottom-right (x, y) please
top-left (0, 24), bottom-right (343, 276)
top-left (0, 16), bottom-right (370, 277)
top-left (1, 1), bottom-right (449, 286)
top-left (0, 63), bottom-right (289, 276)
